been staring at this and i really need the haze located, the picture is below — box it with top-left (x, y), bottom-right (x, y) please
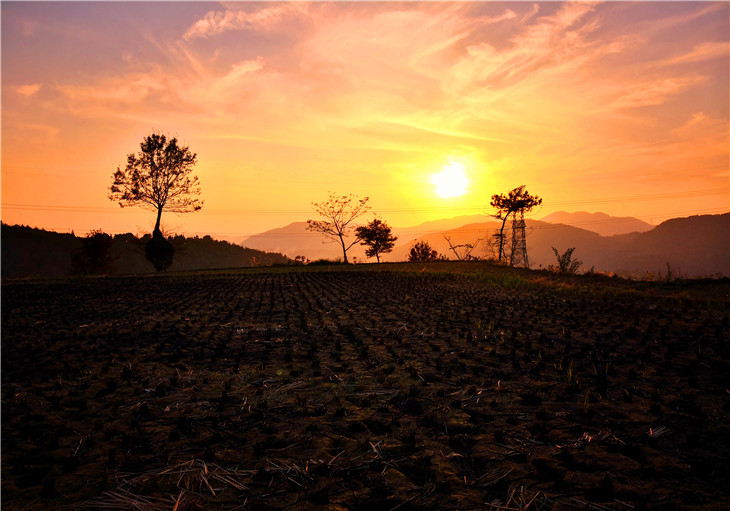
top-left (2, 1), bottom-right (728, 240)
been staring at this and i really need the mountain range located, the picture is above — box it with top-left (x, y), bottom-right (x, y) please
top-left (242, 212), bottom-right (729, 278)
top-left (539, 211), bottom-right (654, 237)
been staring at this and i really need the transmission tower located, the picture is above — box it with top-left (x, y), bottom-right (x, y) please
top-left (509, 210), bottom-right (529, 268)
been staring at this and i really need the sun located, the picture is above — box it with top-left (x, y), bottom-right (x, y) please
top-left (432, 161), bottom-right (469, 198)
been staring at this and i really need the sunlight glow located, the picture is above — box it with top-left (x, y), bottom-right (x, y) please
top-left (432, 161), bottom-right (469, 198)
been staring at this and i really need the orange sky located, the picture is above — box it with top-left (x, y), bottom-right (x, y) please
top-left (2, 1), bottom-right (728, 240)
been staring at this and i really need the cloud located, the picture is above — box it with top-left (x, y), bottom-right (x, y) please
top-left (58, 74), bottom-right (166, 105)
top-left (675, 112), bottom-right (710, 133)
top-left (15, 83), bottom-right (41, 96)
top-left (19, 19), bottom-right (38, 37)
top-left (38, 2), bottom-right (730, 174)
top-left (22, 123), bottom-right (59, 138)
top-left (604, 76), bottom-right (707, 110)
top-left (444, 2), bottom-right (604, 98)
top-left (662, 41), bottom-right (730, 66)
top-left (182, 4), bottom-right (306, 40)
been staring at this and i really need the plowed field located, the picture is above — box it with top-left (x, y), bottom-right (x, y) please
top-left (3, 264), bottom-right (729, 510)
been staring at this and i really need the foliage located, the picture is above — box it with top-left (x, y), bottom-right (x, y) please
top-left (71, 230), bottom-right (116, 275)
top-left (307, 258), bottom-right (347, 266)
top-left (1, 223), bottom-right (79, 278)
top-left (109, 133), bottom-right (203, 235)
top-left (355, 218), bottom-right (398, 263)
top-left (306, 193), bottom-right (371, 264)
top-left (145, 230), bottom-right (175, 272)
top-left (408, 240), bottom-right (439, 262)
top-left (551, 246), bottom-right (583, 274)
top-left (1, 224), bottom-right (288, 278)
top-left (490, 185), bottom-right (542, 264)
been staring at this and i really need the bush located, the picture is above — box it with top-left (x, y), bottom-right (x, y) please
top-left (550, 247), bottom-right (582, 274)
top-left (409, 241), bottom-right (439, 262)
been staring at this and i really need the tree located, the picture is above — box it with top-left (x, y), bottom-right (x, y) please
top-left (355, 218), bottom-right (398, 263)
top-left (490, 185), bottom-right (542, 264)
top-left (306, 193), bottom-right (371, 264)
top-left (443, 234), bottom-right (482, 261)
top-left (71, 230), bottom-right (116, 275)
top-left (109, 133), bottom-right (202, 236)
top-left (551, 246), bottom-right (583, 274)
top-left (408, 240), bottom-right (439, 262)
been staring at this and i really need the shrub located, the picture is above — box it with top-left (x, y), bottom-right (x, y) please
top-left (409, 241), bottom-right (439, 262)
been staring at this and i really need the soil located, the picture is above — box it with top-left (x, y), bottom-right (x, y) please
top-left (2, 263), bottom-right (729, 510)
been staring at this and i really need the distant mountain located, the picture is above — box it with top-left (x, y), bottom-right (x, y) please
top-left (540, 211), bottom-right (653, 237)
top-left (384, 221), bottom-right (500, 262)
top-left (241, 221), bottom-right (365, 261)
top-left (610, 213), bottom-right (729, 278)
top-left (240, 213), bottom-right (728, 277)
top-left (384, 220), bottom-right (612, 267)
top-left (385, 213), bottom-right (729, 278)
top-left (392, 214), bottom-right (488, 239)
top-left (1, 224), bottom-right (289, 278)
top-left (241, 215), bottom-right (490, 262)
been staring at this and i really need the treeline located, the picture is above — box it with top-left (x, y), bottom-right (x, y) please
top-left (1, 224), bottom-right (289, 279)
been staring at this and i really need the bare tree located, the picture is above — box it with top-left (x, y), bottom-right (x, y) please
top-left (443, 235), bottom-right (482, 261)
top-left (482, 232), bottom-right (501, 261)
top-left (355, 218), bottom-right (398, 263)
top-left (109, 133), bottom-right (202, 236)
top-left (306, 193), bottom-right (371, 264)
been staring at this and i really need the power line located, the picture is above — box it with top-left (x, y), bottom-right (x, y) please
top-left (15, 206), bottom-right (725, 239)
top-left (2, 187), bottom-right (727, 215)
top-left (239, 207), bottom-right (728, 238)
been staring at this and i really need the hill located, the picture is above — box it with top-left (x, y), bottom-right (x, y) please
top-left (1, 224), bottom-right (289, 278)
top-left (540, 211), bottom-right (653, 236)
top-left (240, 221), bottom-right (361, 261)
top-left (241, 215), bottom-right (489, 262)
top-left (387, 213), bottom-right (729, 278)
top-left (611, 213), bottom-right (730, 278)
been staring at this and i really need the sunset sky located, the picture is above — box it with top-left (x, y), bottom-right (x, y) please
top-left (2, 1), bottom-right (728, 240)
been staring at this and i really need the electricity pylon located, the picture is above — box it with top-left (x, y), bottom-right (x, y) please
top-left (509, 210), bottom-right (529, 268)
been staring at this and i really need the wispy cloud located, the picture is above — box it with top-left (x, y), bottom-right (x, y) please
top-left (603, 76), bottom-right (707, 111)
top-left (3, 1), bottom-right (727, 232)
top-left (14, 83), bottom-right (41, 96)
top-left (182, 4), bottom-right (306, 40)
top-left (661, 41), bottom-right (729, 66)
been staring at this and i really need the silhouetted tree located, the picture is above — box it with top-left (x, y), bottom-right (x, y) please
top-left (110, 133), bottom-right (202, 233)
top-left (109, 133), bottom-right (202, 270)
top-left (490, 185), bottom-right (542, 263)
top-left (71, 230), bottom-right (116, 275)
top-left (409, 240), bottom-right (439, 262)
top-left (443, 234), bottom-right (481, 261)
top-left (355, 218), bottom-right (397, 263)
top-left (307, 193), bottom-right (370, 264)
top-left (145, 231), bottom-right (174, 271)
top-left (551, 246), bottom-right (583, 274)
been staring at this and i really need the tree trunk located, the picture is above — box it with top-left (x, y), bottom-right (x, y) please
top-left (497, 216), bottom-right (508, 262)
top-left (154, 206), bottom-right (163, 236)
top-left (338, 235), bottom-right (349, 264)
top-left (375, 252), bottom-right (380, 263)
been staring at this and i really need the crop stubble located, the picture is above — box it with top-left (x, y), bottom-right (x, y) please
top-left (2, 268), bottom-right (729, 510)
